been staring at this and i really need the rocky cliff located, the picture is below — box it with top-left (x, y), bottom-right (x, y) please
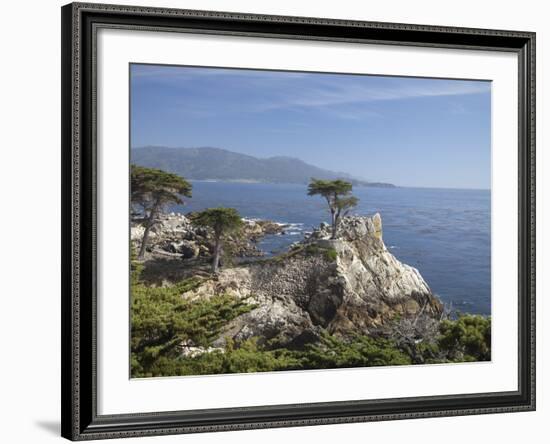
top-left (181, 214), bottom-right (443, 350)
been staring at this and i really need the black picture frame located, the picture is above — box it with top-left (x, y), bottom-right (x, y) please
top-left (61, 2), bottom-right (536, 440)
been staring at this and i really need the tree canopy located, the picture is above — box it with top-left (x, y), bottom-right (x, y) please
top-left (131, 164), bottom-right (192, 211)
top-left (190, 207), bottom-right (243, 236)
top-left (307, 178), bottom-right (359, 239)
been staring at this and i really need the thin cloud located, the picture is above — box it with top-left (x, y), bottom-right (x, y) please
top-left (132, 64), bottom-right (490, 121)
top-left (257, 79), bottom-right (490, 111)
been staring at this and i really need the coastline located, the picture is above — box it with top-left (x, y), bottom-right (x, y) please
top-left (130, 210), bottom-right (491, 378)
top-left (165, 182), bottom-right (490, 315)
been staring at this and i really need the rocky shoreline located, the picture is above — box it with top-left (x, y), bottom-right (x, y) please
top-left (130, 208), bottom-right (496, 378)
top-left (132, 211), bottom-right (445, 357)
top-left (170, 213), bottom-right (444, 350)
top-left (131, 212), bottom-right (287, 261)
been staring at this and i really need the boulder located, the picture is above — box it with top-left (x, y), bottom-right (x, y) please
top-left (180, 240), bottom-right (200, 259)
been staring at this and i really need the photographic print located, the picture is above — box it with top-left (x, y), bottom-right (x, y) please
top-left (61, 6), bottom-right (535, 438)
top-left (129, 63), bottom-right (491, 379)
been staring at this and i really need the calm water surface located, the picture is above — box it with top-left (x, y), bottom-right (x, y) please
top-left (170, 182), bottom-right (491, 315)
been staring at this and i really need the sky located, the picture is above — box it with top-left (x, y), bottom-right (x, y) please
top-left (130, 63), bottom-right (491, 189)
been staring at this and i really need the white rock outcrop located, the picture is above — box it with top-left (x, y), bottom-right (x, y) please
top-left (182, 214), bottom-right (443, 349)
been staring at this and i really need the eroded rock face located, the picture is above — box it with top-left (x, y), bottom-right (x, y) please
top-left (182, 214), bottom-right (443, 349)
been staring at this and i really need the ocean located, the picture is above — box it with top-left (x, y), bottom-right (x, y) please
top-left (170, 182), bottom-right (491, 315)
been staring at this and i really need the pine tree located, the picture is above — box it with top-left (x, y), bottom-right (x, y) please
top-left (307, 179), bottom-right (358, 239)
top-left (190, 208), bottom-right (243, 273)
top-left (131, 165), bottom-right (192, 259)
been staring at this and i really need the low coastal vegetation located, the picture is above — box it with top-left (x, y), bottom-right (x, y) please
top-left (130, 164), bottom-right (491, 378)
top-left (131, 262), bottom-right (491, 378)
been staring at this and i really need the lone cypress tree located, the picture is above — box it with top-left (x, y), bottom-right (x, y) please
top-left (131, 164), bottom-right (192, 260)
top-left (307, 178), bottom-right (358, 239)
top-left (190, 208), bottom-right (243, 273)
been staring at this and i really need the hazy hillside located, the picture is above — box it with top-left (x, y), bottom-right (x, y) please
top-left (131, 146), bottom-right (395, 187)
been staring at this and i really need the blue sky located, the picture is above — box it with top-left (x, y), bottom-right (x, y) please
top-left (130, 64), bottom-right (491, 189)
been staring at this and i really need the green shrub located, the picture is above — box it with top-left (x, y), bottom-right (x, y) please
top-left (323, 248), bottom-right (338, 262)
top-left (304, 244), bottom-right (321, 256)
top-left (300, 333), bottom-right (412, 369)
top-left (138, 333), bottom-right (412, 377)
top-left (138, 338), bottom-right (303, 377)
top-left (437, 314), bottom-right (491, 362)
top-left (132, 313), bottom-right (491, 377)
top-left (303, 244), bottom-right (338, 262)
top-left (130, 269), bottom-right (254, 377)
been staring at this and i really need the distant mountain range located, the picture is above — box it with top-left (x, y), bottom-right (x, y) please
top-left (131, 146), bottom-right (395, 188)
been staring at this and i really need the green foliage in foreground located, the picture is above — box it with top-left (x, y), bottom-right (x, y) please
top-left (141, 339), bottom-right (301, 377)
top-left (130, 271), bottom-right (254, 377)
top-left (132, 289), bottom-right (491, 377)
top-left (302, 334), bottom-right (411, 368)
top-left (394, 314), bottom-right (492, 365)
top-left (437, 314), bottom-right (491, 362)
top-left (132, 294), bottom-right (491, 377)
top-left (132, 333), bottom-right (412, 378)
top-left (131, 259), bottom-right (491, 377)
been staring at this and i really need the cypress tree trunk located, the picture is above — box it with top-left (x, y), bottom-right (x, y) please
top-left (138, 200), bottom-right (160, 260)
top-left (330, 209), bottom-right (337, 240)
top-left (212, 235), bottom-right (222, 273)
top-left (138, 221), bottom-right (153, 260)
top-left (331, 211), bottom-right (340, 240)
